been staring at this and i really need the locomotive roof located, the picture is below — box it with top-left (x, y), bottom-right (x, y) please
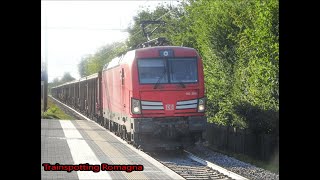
top-left (103, 46), bottom-right (197, 71)
top-left (135, 46), bottom-right (196, 52)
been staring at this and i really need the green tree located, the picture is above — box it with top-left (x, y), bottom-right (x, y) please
top-left (51, 77), bottom-right (60, 86)
top-left (48, 77), bottom-right (60, 95)
top-left (126, 4), bottom-right (186, 48)
top-left (154, 0), bottom-right (279, 133)
top-left (78, 42), bottom-right (128, 76)
top-left (78, 55), bottom-right (91, 77)
top-left (60, 72), bottom-right (75, 84)
top-left (232, 0), bottom-right (279, 134)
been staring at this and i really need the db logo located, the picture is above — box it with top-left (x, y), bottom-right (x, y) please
top-left (165, 104), bottom-right (174, 110)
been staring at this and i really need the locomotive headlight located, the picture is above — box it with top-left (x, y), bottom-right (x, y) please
top-left (131, 98), bottom-right (141, 114)
top-left (198, 105), bottom-right (205, 111)
top-left (198, 98), bottom-right (205, 112)
top-left (133, 107), bottom-right (140, 113)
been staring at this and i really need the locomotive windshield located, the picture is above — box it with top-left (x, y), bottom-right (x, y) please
top-left (138, 58), bottom-right (198, 84)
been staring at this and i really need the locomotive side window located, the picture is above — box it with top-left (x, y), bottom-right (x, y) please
top-left (138, 59), bottom-right (168, 84)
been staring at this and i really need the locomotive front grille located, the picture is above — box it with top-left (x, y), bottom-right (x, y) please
top-left (141, 100), bottom-right (164, 110)
top-left (176, 99), bottom-right (197, 109)
top-left (141, 99), bottom-right (199, 110)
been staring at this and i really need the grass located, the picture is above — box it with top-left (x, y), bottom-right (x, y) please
top-left (208, 146), bottom-right (279, 174)
top-left (41, 97), bottom-right (75, 120)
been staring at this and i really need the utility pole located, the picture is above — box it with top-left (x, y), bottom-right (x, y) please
top-left (43, 60), bottom-right (48, 111)
top-left (43, 4), bottom-right (48, 111)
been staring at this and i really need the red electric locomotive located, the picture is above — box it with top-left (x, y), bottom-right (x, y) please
top-left (101, 46), bottom-right (207, 150)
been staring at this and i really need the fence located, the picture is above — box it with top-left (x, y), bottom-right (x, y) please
top-left (206, 123), bottom-right (279, 162)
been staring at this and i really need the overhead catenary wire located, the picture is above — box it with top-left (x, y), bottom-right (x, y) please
top-left (130, 5), bottom-right (175, 40)
top-left (129, 1), bottom-right (184, 49)
top-left (42, 27), bottom-right (128, 31)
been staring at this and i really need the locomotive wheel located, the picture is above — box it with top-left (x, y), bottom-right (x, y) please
top-left (121, 126), bottom-right (127, 140)
top-left (101, 118), bottom-right (105, 127)
top-left (104, 119), bottom-right (108, 129)
top-left (127, 132), bottom-right (132, 143)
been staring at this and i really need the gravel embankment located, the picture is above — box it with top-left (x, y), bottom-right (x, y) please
top-left (152, 152), bottom-right (233, 180)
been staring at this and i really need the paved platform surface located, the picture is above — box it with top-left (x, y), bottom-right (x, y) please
top-left (41, 119), bottom-right (183, 180)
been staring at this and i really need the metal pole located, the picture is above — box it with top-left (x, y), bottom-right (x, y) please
top-left (43, 3), bottom-right (48, 111)
top-left (44, 62), bottom-right (48, 111)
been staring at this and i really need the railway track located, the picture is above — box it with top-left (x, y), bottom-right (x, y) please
top-left (149, 150), bottom-right (248, 180)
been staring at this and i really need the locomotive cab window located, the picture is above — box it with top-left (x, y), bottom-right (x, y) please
top-left (169, 58), bottom-right (198, 83)
top-left (137, 58), bottom-right (198, 84)
top-left (138, 59), bottom-right (168, 84)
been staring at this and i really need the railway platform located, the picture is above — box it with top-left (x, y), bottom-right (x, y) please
top-left (41, 118), bottom-right (184, 180)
